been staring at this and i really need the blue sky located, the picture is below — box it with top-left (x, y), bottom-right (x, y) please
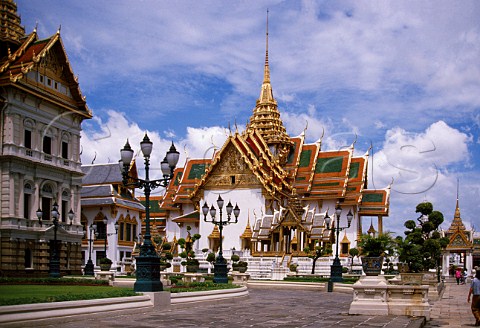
top-left (17, 0), bottom-right (480, 235)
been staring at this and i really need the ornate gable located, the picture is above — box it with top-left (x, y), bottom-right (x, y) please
top-left (204, 143), bottom-right (261, 189)
top-left (0, 31), bottom-right (92, 118)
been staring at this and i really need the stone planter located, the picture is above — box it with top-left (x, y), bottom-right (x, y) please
top-left (361, 256), bottom-right (384, 276)
top-left (186, 265), bottom-right (199, 273)
top-left (100, 263), bottom-right (112, 271)
top-left (400, 272), bottom-right (424, 285)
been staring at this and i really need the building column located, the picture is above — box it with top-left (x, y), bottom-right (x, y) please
top-left (442, 251), bottom-right (450, 277)
top-left (466, 251), bottom-right (473, 275)
top-left (377, 216), bottom-right (383, 235)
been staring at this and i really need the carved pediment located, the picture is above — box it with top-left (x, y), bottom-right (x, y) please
top-left (204, 144), bottom-right (261, 189)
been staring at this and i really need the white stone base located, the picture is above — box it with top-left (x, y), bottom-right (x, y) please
top-left (349, 276), bottom-right (389, 315)
top-left (349, 275), bottom-right (431, 319)
top-left (231, 272), bottom-right (250, 285)
top-left (271, 267), bottom-right (289, 280)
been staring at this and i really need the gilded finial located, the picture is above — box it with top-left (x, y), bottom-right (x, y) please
top-left (263, 9), bottom-right (270, 84)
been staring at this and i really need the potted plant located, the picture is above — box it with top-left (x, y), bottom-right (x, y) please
top-left (237, 260), bottom-right (248, 273)
top-left (99, 257), bottom-right (112, 271)
top-left (178, 227), bottom-right (202, 273)
top-left (396, 202), bottom-right (449, 283)
top-left (357, 233), bottom-right (395, 276)
top-left (231, 254), bottom-right (240, 271)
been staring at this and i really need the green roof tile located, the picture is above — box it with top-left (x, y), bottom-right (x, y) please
top-left (315, 156), bottom-right (343, 173)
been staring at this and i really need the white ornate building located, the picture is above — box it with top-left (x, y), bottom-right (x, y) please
top-left (80, 163), bottom-right (144, 273)
top-left (0, 0), bottom-right (91, 276)
top-left (156, 22), bottom-right (391, 275)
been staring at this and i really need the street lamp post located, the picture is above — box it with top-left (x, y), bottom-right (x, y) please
top-left (120, 133), bottom-right (179, 292)
top-left (102, 217), bottom-right (119, 258)
top-left (325, 205), bottom-right (353, 292)
top-left (202, 195), bottom-right (240, 283)
top-left (84, 223), bottom-right (97, 276)
top-left (36, 203), bottom-right (74, 278)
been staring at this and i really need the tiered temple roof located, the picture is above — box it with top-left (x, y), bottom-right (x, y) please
top-left (0, 6), bottom-right (91, 118)
top-left (445, 198), bottom-right (473, 251)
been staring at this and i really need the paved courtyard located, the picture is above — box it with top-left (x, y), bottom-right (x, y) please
top-left (28, 286), bottom-right (423, 328)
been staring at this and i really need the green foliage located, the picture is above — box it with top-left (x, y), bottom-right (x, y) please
top-left (357, 233), bottom-right (395, 257)
top-left (231, 254), bottom-right (240, 263)
top-left (0, 277), bottom-right (109, 286)
top-left (348, 248), bottom-right (359, 258)
top-left (0, 285), bottom-right (136, 306)
top-left (177, 238), bottom-right (186, 247)
top-left (206, 252), bottom-right (216, 263)
top-left (202, 248), bottom-right (209, 253)
top-left (237, 261), bottom-right (248, 267)
top-left (192, 233), bottom-right (201, 241)
top-left (99, 257), bottom-right (112, 264)
top-left (167, 281), bottom-right (240, 293)
top-left (179, 251), bottom-right (188, 259)
top-left (398, 202), bottom-right (450, 272)
top-left (416, 202), bottom-right (433, 215)
top-left (162, 242), bottom-right (172, 251)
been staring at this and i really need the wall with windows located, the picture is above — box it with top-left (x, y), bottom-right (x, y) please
top-left (80, 206), bottom-right (142, 272)
top-left (0, 86), bottom-right (85, 276)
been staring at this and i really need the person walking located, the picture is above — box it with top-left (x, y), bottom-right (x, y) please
top-left (467, 270), bottom-right (480, 326)
top-left (456, 268), bottom-right (462, 285)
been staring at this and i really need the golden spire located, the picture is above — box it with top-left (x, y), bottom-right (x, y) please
top-left (241, 213), bottom-right (253, 239)
top-left (449, 178), bottom-right (466, 232)
top-left (245, 10), bottom-right (293, 164)
top-left (367, 219), bottom-right (376, 236)
top-left (0, 0), bottom-right (26, 46)
top-left (263, 9), bottom-right (270, 85)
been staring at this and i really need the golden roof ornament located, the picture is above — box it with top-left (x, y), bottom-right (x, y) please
top-left (244, 10), bottom-right (292, 165)
top-left (448, 179), bottom-right (466, 233)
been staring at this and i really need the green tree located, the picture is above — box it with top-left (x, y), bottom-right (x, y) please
top-left (397, 202), bottom-right (450, 273)
top-left (348, 248), bottom-right (359, 273)
top-left (304, 244), bottom-right (332, 274)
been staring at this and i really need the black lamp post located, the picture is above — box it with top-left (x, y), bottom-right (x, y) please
top-left (84, 223), bottom-right (97, 276)
top-left (36, 203), bottom-right (74, 278)
top-left (202, 195), bottom-right (240, 283)
top-left (325, 205), bottom-right (353, 292)
top-left (102, 217), bottom-right (119, 258)
top-left (120, 133), bottom-right (179, 292)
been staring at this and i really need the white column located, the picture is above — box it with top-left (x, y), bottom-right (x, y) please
top-left (466, 251), bottom-right (473, 276)
top-left (442, 251), bottom-right (450, 277)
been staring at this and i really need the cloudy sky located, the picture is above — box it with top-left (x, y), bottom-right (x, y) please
top-left (17, 0), bottom-right (479, 235)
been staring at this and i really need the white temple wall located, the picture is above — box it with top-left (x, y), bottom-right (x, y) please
top-left (198, 188), bottom-right (264, 252)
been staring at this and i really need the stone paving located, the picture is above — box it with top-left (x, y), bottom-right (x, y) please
top-left (28, 285), bottom-right (424, 328)
top-left (426, 280), bottom-right (475, 327)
